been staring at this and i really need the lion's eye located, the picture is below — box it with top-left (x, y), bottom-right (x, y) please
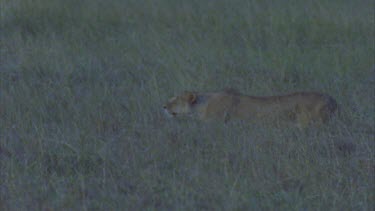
top-left (172, 112), bottom-right (177, 116)
top-left (163, 105), bottom-right (167, 109)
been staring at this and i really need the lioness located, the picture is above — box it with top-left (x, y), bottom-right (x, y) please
top-left (163, 90), bottom-right (337, 127)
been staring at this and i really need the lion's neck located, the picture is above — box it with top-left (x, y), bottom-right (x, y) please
top-left (190, 94), bottom-right (210, 119)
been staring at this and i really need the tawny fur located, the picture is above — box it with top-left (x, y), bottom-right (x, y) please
top-left (163, 90), bottom-right (337, 127)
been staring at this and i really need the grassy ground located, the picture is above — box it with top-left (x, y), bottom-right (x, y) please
top-left (0, 0), bottom-right (374, 210)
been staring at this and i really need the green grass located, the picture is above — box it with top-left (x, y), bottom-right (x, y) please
top-left (0, 0), bottom-right (374, 210)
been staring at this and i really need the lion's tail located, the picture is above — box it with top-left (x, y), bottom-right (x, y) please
top-left (320, 95), bottom-right (338, 122)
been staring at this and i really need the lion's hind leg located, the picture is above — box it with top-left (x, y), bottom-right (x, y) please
top-left (295, 112), bottom-right (311, 129)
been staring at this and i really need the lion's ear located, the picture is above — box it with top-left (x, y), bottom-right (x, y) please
top-left (186, 92), bottom-right (197, 104)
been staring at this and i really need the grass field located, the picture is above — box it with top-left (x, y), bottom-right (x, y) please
top-left (0, 0), bottom-right (374, 210)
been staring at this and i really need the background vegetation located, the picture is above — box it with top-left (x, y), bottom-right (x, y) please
top-left (0, 0), bottom-right (374, 210)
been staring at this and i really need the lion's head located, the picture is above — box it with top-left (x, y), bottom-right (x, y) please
top-left (163, 91), bottom-right (197, 118)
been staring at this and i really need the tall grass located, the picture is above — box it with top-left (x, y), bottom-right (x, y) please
top-left (0, 0), bottom-right (374, 210)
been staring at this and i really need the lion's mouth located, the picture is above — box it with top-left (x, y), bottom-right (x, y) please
top-left (163, 107), bottom-right (177, 118)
